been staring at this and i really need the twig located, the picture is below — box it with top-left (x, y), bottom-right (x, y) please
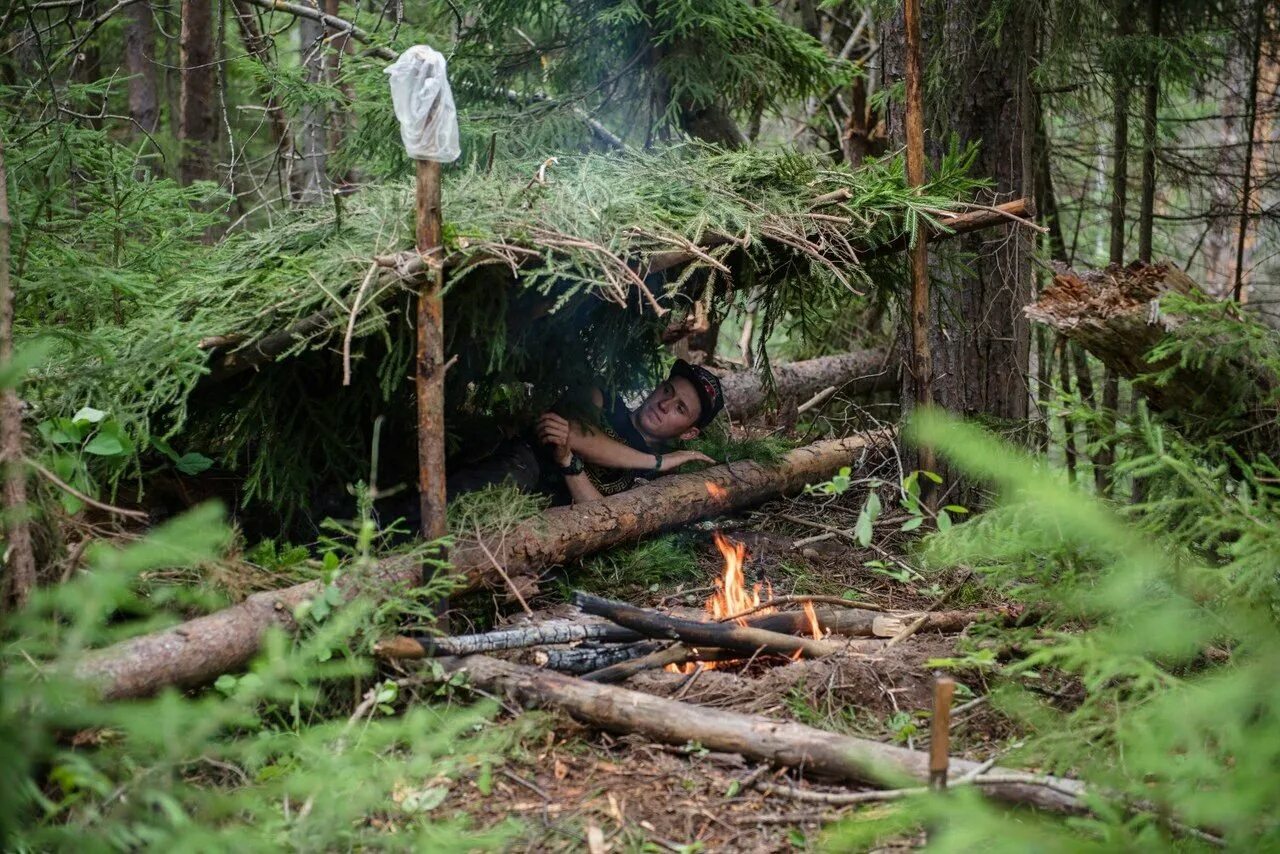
top-left (882, 571), bottom-right (971, 651)
top-left (472, 527), bottom-right (533, 616)
top-left (341, 262), bottom-right (380, 386)
top-left (797, 385), bottom-right (837, 414)
top-left (28, 459), bottom-right (149, 519)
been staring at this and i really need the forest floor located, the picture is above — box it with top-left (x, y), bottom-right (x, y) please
top-left (419, 503), bottom-right (1022, 852)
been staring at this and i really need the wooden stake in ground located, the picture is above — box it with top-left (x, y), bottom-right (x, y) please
top-left (930, 674), bottom-right (955, 790)
top-left (0, 138), bottom-right (36, 609)
top-left (903, 0), bottom-right (936, 491)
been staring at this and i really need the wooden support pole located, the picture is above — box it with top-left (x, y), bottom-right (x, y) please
top-left (414, 158), bottom-right (447, 546)
top-left (903, 0), bottom-right (936, 487)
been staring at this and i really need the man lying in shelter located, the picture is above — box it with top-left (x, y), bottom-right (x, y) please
top-left (445, 359), bottom-right (725, 504)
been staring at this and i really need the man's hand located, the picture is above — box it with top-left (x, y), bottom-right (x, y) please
top-left (661, 449), bottom-right (715, 471)
top-left (536, 412), bottom-right (573, 466)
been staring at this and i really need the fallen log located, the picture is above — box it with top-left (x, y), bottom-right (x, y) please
top-left (719, 350), bottom-right (895, 419)
top-left (1025, 261), bottom-right (1279, 455)
top-left (75, 430), bottom-right (892, 699)
top-left (439, 654), bottom-right (1086, 815)
top-left (574, 592), bottom-right (843, 659)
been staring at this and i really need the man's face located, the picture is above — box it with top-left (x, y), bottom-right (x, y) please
top-left (636, 376), bottom-right (703, 441)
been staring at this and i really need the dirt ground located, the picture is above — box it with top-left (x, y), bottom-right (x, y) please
top-left (432, 503), bottom-right (1022, 852)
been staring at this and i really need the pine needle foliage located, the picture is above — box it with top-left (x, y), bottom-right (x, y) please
top-left (14, 128), bottom-right (981, 508)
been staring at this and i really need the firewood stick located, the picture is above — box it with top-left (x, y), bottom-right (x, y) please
top-left (581, 643), bottom-right (744, 683)
top-left (573, 592), bottom-right (844, 659)
top-left (532, 642), bottom-right (665, 674)
top-left (748, 607), bottom-right (989, 639)
top-left (435, 654), bottom-right (1087, 815)
top-left (373, 619), bottom-right (643, 660)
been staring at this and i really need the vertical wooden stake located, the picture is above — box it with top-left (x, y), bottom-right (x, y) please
top-left (415, 158), bottom-right (447, 546)
top-left (929, 674), bottom-right (955, 790)
top-left (903, 0), bottom-right (936, 492)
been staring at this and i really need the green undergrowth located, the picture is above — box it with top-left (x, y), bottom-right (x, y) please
top-left (568, 533), bottom-right (702, 600)
top-left (688, 426), bottom-right (797, 466)
top-left (824, 409), bottom-right (1280, 850)
top-left (1, 501), bottom-right (522, 849)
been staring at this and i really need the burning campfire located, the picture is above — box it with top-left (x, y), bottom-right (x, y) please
top-left (664, 532), bottom-right (821, 673)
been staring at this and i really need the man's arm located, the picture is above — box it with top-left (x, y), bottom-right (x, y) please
top-left (561, 469), bottom-right (605, 503)
top-left (538, 413), bottom-right (712, 473)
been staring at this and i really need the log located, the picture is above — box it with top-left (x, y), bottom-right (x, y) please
top-left (752, 607), bottom-right (988, 639)
top-left (575, 592), bottom-right (844, 659)
top-left (373, 619), bottom-right (642, 659)
top-left (531, 642), bottom-right (665, 674)
top-left (718, 350), bottom-right (895, 419)
top-left (440, 654), bottom-right (1087, 815)
top-left (581, 643), bottom-right (746, 682)
top-left (75, 430), bottom-right (893, 699)
top-left (1025, 261), bottom-right (1279, 455)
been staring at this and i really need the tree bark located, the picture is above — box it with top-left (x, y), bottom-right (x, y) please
top-left (74, 430), bottom-right (893, 699)
top-left (230, 0), bottom-right (291, 158)
top-left (884, 0), bottom-right (1036, 499)
top-left (124, 0), bottom-right (159, 134)
top-left (374, 620), bottom-right (644, 658)
top-left (717, 350), bottom-right (894, 418)
top-left (0, 140), bottom-right (36, 610)
top-left (440, 654), bottom-right (1088, 814)
top-left (1025, 261), bottom-right (1278, 457)
top-left (296, 10), bottom-right (328, 203)
top-left (1137, 0), bottom-right (1161, 263)
top-left (178, 0), bottom-right (217, 185)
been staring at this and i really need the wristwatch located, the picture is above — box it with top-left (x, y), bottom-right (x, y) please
top-left (558, 454), bottom-right (585, 476)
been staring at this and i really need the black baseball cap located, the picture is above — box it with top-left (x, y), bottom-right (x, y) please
top-left (668, 359), bottom-right (724, 429)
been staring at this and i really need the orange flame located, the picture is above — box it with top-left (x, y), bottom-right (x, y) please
top-left (706, 531), bottom-right (770, 625)
top-left (802, 600), bottom-right (822, 640)
top-left (705, 482), bottom-right (728, 500)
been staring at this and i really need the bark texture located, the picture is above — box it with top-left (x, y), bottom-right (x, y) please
top-left (178, 0), bottom-right (217, 185)
top-left (75, 431), bottom-right (893, 698)
top-left (124, 0), bottom-right (159, 134)
top-left (296, 10), bottom-right (327, 202)
top-left (884, 2), bottom-right (1036, 480)
top-left (442, 654), bottom-right (1088, 814)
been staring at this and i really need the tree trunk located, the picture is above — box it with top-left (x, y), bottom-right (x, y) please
top-left (1026, 261), bottom-right (1278, 457)
top-left (124, 0), bottom-right (159, 134)
top-left (178, 0), bottom-right (218, 185)
top-left (0, 141), bottom-right (36, 610)
top-left (717, 350), bottom-right (894, 418)
top-left (296, 12), bottom-right (328, 203)
top-left (74, 431), bottom-right (893, 699)
top-left (230, 0), bottom-right (291, 159)
top-left (884, 0), bottom-right (1035, 498)
top-left (1137, 0), bottom-right (1161, 263)
top-left (439, 654), bottom-right (1088, 814)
